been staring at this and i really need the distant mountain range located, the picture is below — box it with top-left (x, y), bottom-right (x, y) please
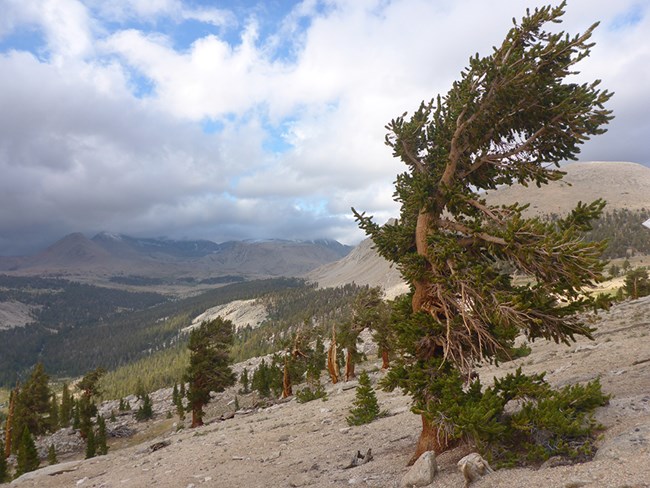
top-left (308, 161), bottom-right (650, 295)
top-left (0, 232), bottom-right (352, 281)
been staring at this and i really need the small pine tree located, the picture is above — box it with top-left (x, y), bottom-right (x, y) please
top-left (109, 410), bottom-right (116, 422)
top-left (135, 393), bottom-right (153, 422)
top-left (72, 401), bottom-right (80, 430)
top-left (78, 397), bottom-right (95, 439)
top-left (346, 371), bottom-right (380, 426)
top-left (312, 335), bottom-right (327, 374)
top-left (47, 444), bottom-right (58, 465)
top-left (118, 398), bottom-right (126, 411)
top-left (0, 437), bottom-right (9, 482)
top-left (59, 383), bottom-right (73, 428)
top-left (85, 427), bottom-right (96, 459)
top-left (15, 427), bottom-right (39, 477)
top-left (172, 383), bottom-right (179, 405)
top-left (624, 267), bottom-right (650, 299)
top-left (251, 360), bottom-right (271, 397)
top-left (175, 392), bottom-right (185, 421)
top-left (96, 415), bottom-right (108, 456)
top-left (296, 379), bottom-right (328, 404)
top-left (239, 368), bottom-right (250, 394)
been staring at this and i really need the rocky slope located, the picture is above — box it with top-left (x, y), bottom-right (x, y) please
top-left (10, 295), bottom-right (650, 487)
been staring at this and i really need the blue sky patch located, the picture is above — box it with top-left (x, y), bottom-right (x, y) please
top-left (262, 116), bottom-right (296, 153)
top-left (609, 4), bottom-right (645, 30)
top-left (201, 118), bottom-right (226, 134)
top-left (0, 26), bottom-right (47, 60)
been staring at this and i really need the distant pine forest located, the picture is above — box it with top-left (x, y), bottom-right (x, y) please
top-left (0, 276), bottom-right (363, 387)
top-left (0, 208), bottom-right (648, 388)
top-left (583, 208), bottom-right (650, 258)
top-left (0, 276), bottom-right (307, 385)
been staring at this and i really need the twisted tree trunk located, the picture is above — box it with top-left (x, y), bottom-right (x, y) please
top-left (408, 416), bottom-right (452, 465)
top-left (381, 349), bottom-right (390, 369)
top-left (327, 328), bottom-right (339, 384)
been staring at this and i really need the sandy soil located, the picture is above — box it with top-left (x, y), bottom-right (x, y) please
top-left (11, 296), bottom-right (650, 488)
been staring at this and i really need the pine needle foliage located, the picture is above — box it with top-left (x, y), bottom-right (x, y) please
top-left (47, 444), bottom-right (57, 465)
top-left (96, 415), bottom-right (109, 455)
top-left (346, 371), bottom-right (381, 426)
top-left (85, 427), bottom-right (96, 459)
top-left (296, 381), bottom-right (328, 404)
top-left (184, 318), bottom-right (236, 427)
top-left (353, 1), bottom-right (613, 460)
top-left (134, 382), bottom-right (154, 422)
top-left (412, 368), bottom-right (609, 466)
top-left (15, 427), bottom-right (39, 477)
top-left (0, 437), bottom-right (9, 482)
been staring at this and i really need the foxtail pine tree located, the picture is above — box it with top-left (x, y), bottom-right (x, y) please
top-left (184, 318), bottom-right (236, 427)
top-left (354, 2), bottom-right (612, 463)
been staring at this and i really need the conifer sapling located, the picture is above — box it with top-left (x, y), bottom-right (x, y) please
top-left (347, 371), bottom-right (381, 426)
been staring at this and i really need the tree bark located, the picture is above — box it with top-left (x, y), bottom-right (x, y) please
top-left (4, 387), bottom-right (16, 457)
top-left (191, 404), bottom-right (203, 428)
top-left (408, 415), bottom-right (451, 465)
top-left (282, 357), bottom-right (292, 398)
top-left (409, 209), bottom-right (455, 465)
top-left (344, 347), bottom-right (356, 381)
top-left (381, 349), bottom-right (390, 369)
top-left (327, 329), bottom-right (339, 384)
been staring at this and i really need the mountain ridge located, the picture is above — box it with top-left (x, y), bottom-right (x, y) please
top-left (0, 233), bottom-right (353, 281)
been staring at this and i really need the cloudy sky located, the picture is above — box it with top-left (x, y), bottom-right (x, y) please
top-left (0, 0), bottom-right (648, 255)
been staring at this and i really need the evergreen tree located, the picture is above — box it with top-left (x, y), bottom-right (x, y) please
top-left (72, 401), bottom-right (81, 430)
top-left (346, 371), bottom-right (381, 426)
top-left (280, 332), bottom-right (310, 398)
top-left (622, 258), bottom-right (631, 272)
top-left (77, 368), bottom-right (106, 400)
top-left (12, 363), bottom-right (52, 450)
top-left (4, 386), bottom-right (18, 457)
top-left (239, 369), bottom-right (250, 394)
top-left (15, 427), bottom-right (39, 478)
top-left (85, 427), bottom-right (96, 459)
top-left (339, 287), bottom-right (384, 380)
top-left (59, 383), bottom-right (73, 428)
top-left (353, 2), bottom-right (612, 462)
top-left (135, 393), bottom-right (153, 422)
top-left (624, 267), bottom-right (650, 299)
top-left (251, 360), bottom-right (271, 398)
top-left (174, 382), bottom-right (186, 421)
top-left (96, 415), bottom-right (108, 456)
top-left (47, 444), bottom-right (58, 465)
top-left (0, 437), bottom-right (8, 483)
top-left (184, 318), bottom-right (236, 427)
top-left (176, 399), bottom-right (185, 422)
top-left (172, 383), bottom-right (179, 405)
top-left (77, 397), bottom-right (95, 439)
top-left (371, 298), bottom-right (395, 369)
top-left (312, 335), bottom-right (327, 374)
